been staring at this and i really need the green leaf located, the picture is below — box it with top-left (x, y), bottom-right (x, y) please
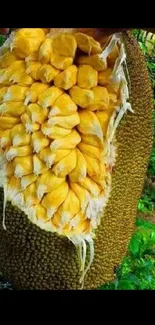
top-left (117, 280), bottom-right (134, 290)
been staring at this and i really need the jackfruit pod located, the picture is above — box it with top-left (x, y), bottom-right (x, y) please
top-left (50, 52), bottom-right (73, 70)
top-left (0, 102), bottom-right (26, 117)
top-left (10, 124), bottom-right (31, 146)
top-left (36, 170), bottom-right (65, 200)
top-left (0, 51), bottom-right (17, 68)
top-left (24, 83), bottom-right (49, 105)
top-left (7, 175), bottom-right (22, 200)
top-left (0, 87), bottom-right (8, 103)
top-left (52, 149), bottom-right (77, 177)
top-left (26, 61), bottom-right (42, 80)
top-left (77, 54), bottom-right (107, 71)
top-left (3, 85), bottom-right (28, 102)
top-left (95, 111), bottom-right (111, 135)
top-left (0, 61), bottom-right (25, 85)
top-left (41, 122), bottom-right (71, 139)
top-left (109, 92), bottom-right (118, 105)
top-left (11, 28), bottom-right (45, 58)
top-left (42, 181), bottom-right (69, 218)
top-left (78, 141), bottom-right (102, 161)
top-left (38, 86), bottom-right (63, 109)
top-left (77, 110), bottom-right (103, 141)
top-left (48, 112), bottom-right (80, 129)
top-left (78, 176), bottom-right (102, 197)
top-left (0, 116), bottom-right (20, 129)
top-left (9, 68), bottom-right (30, 85)
top-left (49, 93), bottom-right (77, 117)
top-left (25, 53), bottom-right (38, 63)
top-left (98, 68), bottom-right (112, 86)
top-left (21, 113), bottom-right (40, 133)
top-left (38, 39), bottom-right (53, 64)
top-left (0, 129), bottom-right (11, 148)
top-left (6, 145), bottom-right (33, 161)
top-left (81, 134), bottom-right (103, 148)
top-left (24, 183), bottom-right (40, 208)
top-left (21, 174), bottom-right (37, 190)
top-left (58, 188), bottom-right (80, 224)
top-left (39, 148), bottom-right (71, 168)
top-left (26, 103), bottom-right (49, 124)
top-left (71, 218), bottom-right (90, 235)
top-left (33, 154), bottom-right (48, 176)
top-left (77, 65), bottom-right (98, 89)
top-left (69, 182), bottom-right (90, 212)
top-left (13, 155), bottom-right (33, 178)
top-left (52, 34), bottom-right (77, 57)
top-left (0, 127), bottom-right (4, 137)
top-left (75, 33), bottom-right (102, 55)
top-left (87, 86), bottom-right (109, 111)
top-left (36, 204), bottom-right (48, 221)
top-left (51, 211), bottom-right (62, 229)
top-left (38, 64), bottom-right (59, 83)
top-left (106, 82), bottom-right (120, 95)
top-left (17, 74), bottom-right (34, 87)
top-left (50, 129), bottom-right (81, 150)
top-left (31, 131), bottom-right (50, 153)
top-left (3, 161), bottom-right (14, 177)
top-left (54, 65), bottom-right (77, 90)
top-left (69, 86), bottom-right (94, 108)
top-left (69, 148), bottom-right (87, 182)
top-left (83, 153), bottom-right (105, 179)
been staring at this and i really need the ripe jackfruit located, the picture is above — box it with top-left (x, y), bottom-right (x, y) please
top-left (0, 29), bottom-right (153, 291)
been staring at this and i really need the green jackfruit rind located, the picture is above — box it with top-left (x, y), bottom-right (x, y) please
top-left (0, 32), bottom-right (153, 290)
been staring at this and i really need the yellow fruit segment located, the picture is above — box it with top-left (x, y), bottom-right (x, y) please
top-left (21, 113), bottom-right (40, 133)
top-left (38, 39), bottom-right (53, 64)
top-left (0, 116), bottom-right (20, 129)
top-left (58, 188), bottom-right (80, 223)
top-left (87, 86), bottom-right (109, 111)
top-left (24, 183), bottom-right (40, 208)
top-left (48, 112), bottom-right (80, 129)
top-left (52, 149), bottom-right (77, 177)
top-left (0, 87), bottom-right (8, 103)
top-left (0, 129), bottom-right (11, 148)
top-left (49, 93), bottom-right (77, 116)
top-left (98, 68), bottom-right (112, 86)
top-left (42, 182), bottom-right (69, 218)
top-left (50, 52), bottom-right (73, 70)
top-left (54, 65), bottom-right (77, 90)
top-left (39, 148), bottom-right (71, 168)
top-left (50, 130), bottom-right (81, 150)
top-left (33, 154), bottom-right (48, 176)
top-left (31, 131), bottom-right (50, 153)
top-left (24, 83), bottom-right (49, 105)
top-left (41, 122), bottom-right (71, 139)
top-left (13, 155), bottom-right (33, 178)
top-left (38, 86), bottom-right (63, 108)
top-left (21, 174), bottom-right (37, 190)
top-left (75, 33), bottom-right (102, 54)
top-left (52, 34), bottom-right (77, 57)
top-left (77, 110), bottom-right (103, 141)
top-left (38, 64), bottom-right (59, 83)
top-left (69, 182), bottom-right (90, 212)
top-left (10, 124), bottom-right (31, 146)
top-left (26, 103), bottom-right (49, 124)
top-left (11, 28), bottom-right (45, 58)
top-left (3, 85), bottom-right (28, 102)
top-left (6, 145), bottom-right (33, 161)
top-left (0, 51), bottom-right (17, 68)
top-left (0, 102), bottom-right (26, 117)
top-left (77, 65), bottom-right (98, 89)
top-left (26, 61), bottom-right (42, 80)
top-left (77, 54), bottom-right (107, 71)
top-left (69, 86), bottom-right (94, 108)
top-left (69, 148), bottom-right (87, 182)
top-left (78, 142), bottom-right (102, 160)
top-left (36, 170), bottom-right (65, 199)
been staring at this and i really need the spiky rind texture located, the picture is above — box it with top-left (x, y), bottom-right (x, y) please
top-left (0, 32), bottom-right (153, 290)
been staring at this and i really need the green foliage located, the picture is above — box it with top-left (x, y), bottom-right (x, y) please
top-left (0, 35), bottom-right (5, 47)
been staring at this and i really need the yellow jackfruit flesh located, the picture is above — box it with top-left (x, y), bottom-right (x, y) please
top-left (0, 29), bottom-right (153, 291)
top-left (50, 52), bottom-right (73, 70)
top-left (54, 65), bottom-right (77, 90)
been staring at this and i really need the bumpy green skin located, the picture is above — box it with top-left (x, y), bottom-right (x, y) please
top-left (0, 33), bottom-right (153, 290)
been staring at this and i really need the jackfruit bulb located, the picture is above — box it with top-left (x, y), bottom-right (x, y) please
top-left (0, 28), bottom-right (153, 290)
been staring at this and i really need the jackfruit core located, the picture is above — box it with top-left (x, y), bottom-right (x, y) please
top-left (0, 29), bottom-right (132, 284)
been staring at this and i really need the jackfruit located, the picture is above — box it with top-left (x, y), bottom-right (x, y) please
top-left (75, 33), bottom-right (102, 54)
top-left (48, 112), bottom-right (80, 129)
top-left (0, 29), bottom-right (153, 291)
top-left (50, 52), bottom-right (73, 70)
top-left (52, 149), bottom-right (77, 177)
top-left (54, 65), bottom-right (77, 90)
top-left (41, 122), bottom-right (71, 139)
top-left (38, 39), bottom-right (53, 64)
top-left (49, 93), bottom-right (77, 117)
top-left (77, 65), bottom-right (98, 89)
top-left (69, 148), bottom-right (87, 182)
top-left (87, 86), bottom-right (109, 111)
top-left (38, 64), bottom-right (59, 83)
top-left (24, 83), bottom-right (49, 105)
top-left (52, 34), bottom-right (77, 57)
top-left (69, 86), bottom-right (94, 108)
